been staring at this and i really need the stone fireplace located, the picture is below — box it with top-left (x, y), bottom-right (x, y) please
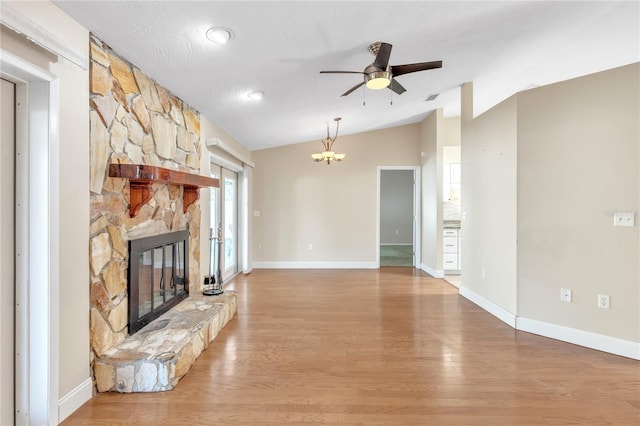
top-left (88, 34), bottom-right (236, 393)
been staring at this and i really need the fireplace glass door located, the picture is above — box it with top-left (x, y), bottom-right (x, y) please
top-left (129, 231), bottom-right (188, 334)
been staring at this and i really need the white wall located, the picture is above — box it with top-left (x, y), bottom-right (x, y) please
top-left (252, 124), bottom-right (420, 266)
top-left (0, 75), bottom-right (16, 426)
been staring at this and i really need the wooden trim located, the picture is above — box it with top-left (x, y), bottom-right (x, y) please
top-left (108, 164), bottom-right (219, 217)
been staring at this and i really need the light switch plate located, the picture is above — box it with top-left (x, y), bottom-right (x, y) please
top-left (613, 212), bottom-right (634, 227)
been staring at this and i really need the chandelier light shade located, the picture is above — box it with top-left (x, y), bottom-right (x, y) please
top-left (311, 117), bottom-right (345, 165)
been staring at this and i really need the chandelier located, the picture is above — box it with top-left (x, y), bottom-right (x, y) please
top-left (311, 117), bottom-right (345, 165)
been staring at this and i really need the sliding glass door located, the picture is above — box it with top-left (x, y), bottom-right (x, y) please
top-left (210, 165), bottom-right (238, 281)
top-left (222, 168), bottom-right (238, 279)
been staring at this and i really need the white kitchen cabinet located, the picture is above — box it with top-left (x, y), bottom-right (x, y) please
top-left (443, 237), bottom-right (458, 253)
top-left (443, 228), bottom-right (460, 272)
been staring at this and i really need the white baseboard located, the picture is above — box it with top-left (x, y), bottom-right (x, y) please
top-left (419, 263), bottom-right (444, 278)
top-left (252, 261), bottom-right (378, 269)
top-left (516, 317), bottom-right (640, 360)
top-left (459, 286), bottom-right (517, 328)
top-left (58, 377), bottom-right (92, 423)
top-left (459, 286), bottom-right (640, 360)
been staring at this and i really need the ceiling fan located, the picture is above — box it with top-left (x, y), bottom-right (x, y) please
top-left (320, 42), bottom-right (442, 97)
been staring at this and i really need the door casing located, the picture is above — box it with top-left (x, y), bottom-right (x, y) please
top-left (1, 49), bottom-right (60, 426)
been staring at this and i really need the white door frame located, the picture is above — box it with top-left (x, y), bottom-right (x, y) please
top-left (209, 152), bottom-right (247, 281)
top-left (1, 49), bottom-right (60, 426)
top-left (376, 166), bottom-right (421, 268)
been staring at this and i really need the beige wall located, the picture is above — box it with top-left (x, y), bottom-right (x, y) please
top-left (1, 0), bottom-right (90, 405)
top-left (517, 63), bottom-right (639, 342)
top-left (461, 91), bottom-right (518, 314)
top-left (461, 64), bottom-right (639, 345)
top-left (443, 116), bottom-right (461, 147)
top-left (252, 124), bottom-right (420, 265)
top-left (420, 110), bottom-right (443, 272)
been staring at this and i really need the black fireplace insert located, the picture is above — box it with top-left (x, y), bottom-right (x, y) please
top-left (127, 230), bottom-right (189, 334)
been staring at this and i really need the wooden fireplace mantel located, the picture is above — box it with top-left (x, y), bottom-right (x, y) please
top-left (109, 164), bottom-right (219, 217)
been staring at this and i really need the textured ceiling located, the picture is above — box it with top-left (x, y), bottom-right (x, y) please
top-left (53, 1), bottom-right (639, 151)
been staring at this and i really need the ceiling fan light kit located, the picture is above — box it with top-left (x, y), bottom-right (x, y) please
top-left (365, 71), bottom-right (392, 90)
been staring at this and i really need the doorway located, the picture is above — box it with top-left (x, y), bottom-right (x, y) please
top-left (0, 77), bottom-right (16, 426)
top-left (377, 167), bottom-right (420, 268)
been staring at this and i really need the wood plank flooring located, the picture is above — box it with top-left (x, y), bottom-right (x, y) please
top-left (63, 268), bottom-right (640, 425)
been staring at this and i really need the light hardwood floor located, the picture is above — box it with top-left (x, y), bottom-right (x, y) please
top-left (63, 268), bottom-right (640, 425)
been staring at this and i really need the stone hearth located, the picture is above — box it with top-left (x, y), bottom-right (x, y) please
top-left (94, 292), bottom-right (236, 393)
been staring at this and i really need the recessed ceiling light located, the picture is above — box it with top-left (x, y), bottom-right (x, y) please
top-left (206, 26), bottom-right (234, 44)
top-left (247, 91), bottom-right (264, 101)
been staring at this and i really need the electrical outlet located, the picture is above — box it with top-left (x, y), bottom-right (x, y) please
top-left (613, 212), bottom-right (634, 227)
top-left (481, 269), bottom-right (486, 279)
top-left (560, 288), bottom-right (572, 303)
top-left (598, 294), bottom-right (610, 309)
top-left (308, 243), bottom-right (313, 250)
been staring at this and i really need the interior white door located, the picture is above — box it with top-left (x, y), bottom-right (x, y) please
top-left (0, 77), bottom-right (16, 426)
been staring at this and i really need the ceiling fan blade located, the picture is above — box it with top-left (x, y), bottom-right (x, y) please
top-left (373, 42), bottom-right (392, 70)
top-left (391, 60), bottom-right (442, 77)
top-left (341, 82), bottom-right (365, 97)
top-left (320, 71), bottom-right (365, 74)
top-left (388, 79), bottom-right (406, 95)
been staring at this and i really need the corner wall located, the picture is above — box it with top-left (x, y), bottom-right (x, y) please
top-left (460, 64), bottom-right (639, 357)
top-left (419, 110), bottom-right (443, 275)
top-left (460, 93), bottom-right (518, 315)
top-left (517, 63), bottom-right (639, 343)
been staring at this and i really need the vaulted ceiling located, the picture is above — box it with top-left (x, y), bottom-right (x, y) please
top-left (54, 1), bottom-right (639, 151)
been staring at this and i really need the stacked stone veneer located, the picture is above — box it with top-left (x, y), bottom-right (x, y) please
top-left (88, 34), bottom-right (217, 391)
